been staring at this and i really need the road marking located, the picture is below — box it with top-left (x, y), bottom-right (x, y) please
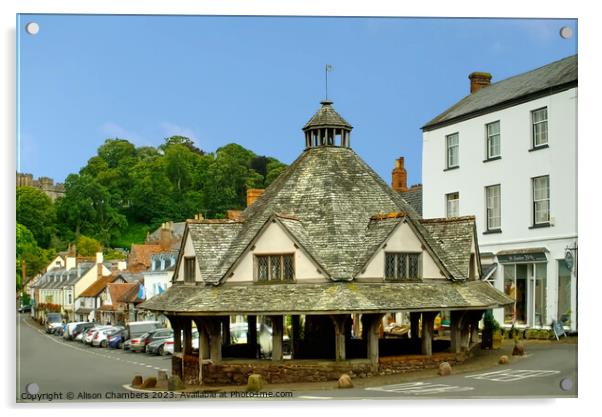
top-left (465, 369), bottom-right (560, 382)
top-left (366, 382), bottom-right (474, 395)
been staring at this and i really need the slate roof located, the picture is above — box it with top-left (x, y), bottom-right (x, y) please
top-left (79, 275), bottom-right (119, 297)
top-left (140, 280), bottom-right (513, 314)
top-left (399, 185), bottom-right (423, 216)
top-left (147, 222), bottom-right (186, 242)
top-left (419, 217), bottom-right (477, 279)
top-left (32, 263), bottom-right (94, 289)
top-left (195, 146), bottom-right (464, 282)
top-left (423, 55), bottom-right (577, 130)
top-left (303, 100), bottom-right (352, 130)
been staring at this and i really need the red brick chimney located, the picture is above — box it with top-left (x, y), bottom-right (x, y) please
top-left (392, 157), bottom-right (408, 192)
top-left (468, 72), bottom-right (492, 94)
top-left (160, 222), bottom-right (172, 251)
top-left (246, 188), bottom-right (265, 207)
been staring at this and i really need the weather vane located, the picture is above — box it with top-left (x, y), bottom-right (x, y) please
top-left (325, 64), bottom-right (333, 100)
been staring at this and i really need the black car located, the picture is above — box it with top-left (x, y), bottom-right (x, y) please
top-left (71, 322), bottom-right (95, 340)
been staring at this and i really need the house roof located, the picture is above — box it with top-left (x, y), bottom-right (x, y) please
top-left (399, 185), bottom-right (422, 216)
top-left (127, 244), bottom-right (164, 273)
top-left (422, 54), bottom-right (577, 131)
top-left (79, 275), bottom-right (119, 298)
top-left (182, 146), bottom-right (465, 283)
top-left (303, 100), bottom-right (352, 130)
top-left (419, 217), bottom-right (477, 279)
top-left (107, 282), bottom-right (139, 305)
top-left (140, 280), bottom-right (513, 315)
top-left (32, 263), bottom-right (94, 289)
top-left (146, 222), bottom-right (186, 244)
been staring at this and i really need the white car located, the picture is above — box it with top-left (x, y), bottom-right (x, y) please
top-left (163, 330), bottom-right (198, 355)
top-left (92, 326), bottom-right (124, 348)
top-left (83, 326), bottom-right (111, 345)
top-left (63, 321), bottom-right (87, 340)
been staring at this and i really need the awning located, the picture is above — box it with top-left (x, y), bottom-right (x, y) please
top-left (496, 248), bottom-right (548, 264)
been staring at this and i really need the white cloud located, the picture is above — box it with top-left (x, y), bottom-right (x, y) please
top-left (100, 122), bottom-right (144, 144)
top-left (159, 122), bottom-right (199, 142)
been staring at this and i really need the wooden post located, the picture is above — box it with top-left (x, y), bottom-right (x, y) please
top-left (331, 315), bottom-right (347, 361)
top-left (222, 316), bottom-right (230, 346)
top-left (182, 317), bottom-right (193, 355)
top-left (171, 316), bottom-right (182, 353)
top-left (410, 312), bottom-right (421, 340)
top-left (421, 312), bottom-right (437, 356)
top-left (207, 317), bottom-right (222, 362)
top-left (291, 315), bottom-right (300, 359)
top-left (271, 315), bottom-right (283, 361)
top-left (363, 314), bottom-right (383, 371)
top-left (248, 315), bottom-right (258, 358)
top-left (193, 318), bottom-right (209, 359)
top-left (450, 310), bottom-right (466, 354)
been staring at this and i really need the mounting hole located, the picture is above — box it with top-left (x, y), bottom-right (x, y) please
top-left (559, 377), bottom-right (573, 391)
top-left (559, 26), bottom-right (572, 39)
top-left (25, 22), bottom-right (39, 35)
top-left (25, 383), bottom-right (39, 395)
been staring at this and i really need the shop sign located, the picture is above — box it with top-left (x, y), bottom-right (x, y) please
top-left (497, 252), bottom-right (547, 264)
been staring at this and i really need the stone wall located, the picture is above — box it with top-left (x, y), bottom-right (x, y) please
top-left (173, 350), bottom-right (473, 386)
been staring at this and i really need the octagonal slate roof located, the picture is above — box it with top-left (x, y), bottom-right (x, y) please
top-left (303, 100), bottom-right (352, 130)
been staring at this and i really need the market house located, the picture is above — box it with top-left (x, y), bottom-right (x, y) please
top-left (139, 100), bottom-right (512, 386)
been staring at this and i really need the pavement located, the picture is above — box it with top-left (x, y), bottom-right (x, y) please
top-left (16, 313), bottom-right (577, 402)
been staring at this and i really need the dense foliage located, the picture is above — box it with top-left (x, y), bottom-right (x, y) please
top-left (16, 136), bottom-right (288, 283)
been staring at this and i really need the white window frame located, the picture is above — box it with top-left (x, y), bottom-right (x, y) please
top-left (485, 184), bottom-right (501, 231)
top-left (531, 107), bottom-right (548, 148)
top-left (486, 120), bottom-right (501, 159)
top-left (446, 133), bottom-right (459, 169)
top-left (532, 175), bottom-right (550, 225)
top-left (446, 192), bottom-right (459, 218)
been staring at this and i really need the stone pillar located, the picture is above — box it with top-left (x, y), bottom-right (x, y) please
top-left (248, 315), bottom-right (258, 358)
top-left (182, 317), bottom-right (193, 355)
top-left (410, 312), bottom-right (421, 340)
top-left (331, 315), bottom-right (347, 361)
top-left (421, 312), bottom-right (437, 356)
top-left (450, 310), bottom-right (467, 354)
top-left (291, 315), bottom-right (301, 359)
top-left (271, 315), bottom-right (283, 361)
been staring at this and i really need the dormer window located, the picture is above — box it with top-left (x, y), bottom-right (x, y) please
top-left (256, 254), bottom-right (295, 281)
top-left (184, 257), bottom-right (196, 283)
top-left (385, 252), bottom-right (421, 280)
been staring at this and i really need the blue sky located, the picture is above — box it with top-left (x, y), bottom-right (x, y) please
top-left (17, 15), bottom-right (577, 187)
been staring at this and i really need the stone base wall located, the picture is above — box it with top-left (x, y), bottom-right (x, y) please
top-left (173, 349), bottom-right (473, 386)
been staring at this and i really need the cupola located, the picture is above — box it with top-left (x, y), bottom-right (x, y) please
top-left (302, 100), bottom-right (353, 148)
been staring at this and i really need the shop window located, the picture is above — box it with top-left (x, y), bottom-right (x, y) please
top-left (558, 260), bottom-right (572, 323)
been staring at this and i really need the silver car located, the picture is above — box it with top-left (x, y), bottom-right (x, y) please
top-left (92, 326), bottom-right (124, 348)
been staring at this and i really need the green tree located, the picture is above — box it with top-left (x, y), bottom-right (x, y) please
top-left (16, 223), bottom-right (52, 289)
top-left (76, 235), bottom-right (102, 256)
top-left (16, 186), bottom-right (56, 248)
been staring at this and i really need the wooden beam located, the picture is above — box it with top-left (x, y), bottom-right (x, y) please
top-left (330, 315), bottom-right (348, 361)
top-left (421, 312), bottom-right (437, 356)
top-left (271, 315), bottom-right (284, 361)
top-left (248, 315), bottom-right (258, 359)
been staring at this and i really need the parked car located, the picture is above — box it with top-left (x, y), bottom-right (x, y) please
top-left (45, 313), bottom-right (63, 334)
top-left (63, 321), bottom-right (87, 340)
top-left (107, 329), bottom-right (127, 349)
top-left (126, 321), bottom-right (161, 341)
top-left (131, 328), bottom-right (172, 353)
top-left (71, 322), bottom-right (95, 341)
top-left (92, 326), bottom-right (125, 348)
top-left (146, 338), bottom-right (169, 355)
top-left (123, 339), bottom-right (132, 351)
top-left (18, 305), bottom-right (32, 313)
top-left (163, 330), bottom-right (198, 355)
top-left (83, 325), bottom-right (111, 345)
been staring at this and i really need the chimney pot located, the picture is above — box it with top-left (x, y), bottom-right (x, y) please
top-left (468, 72), bottom-right (492, 94)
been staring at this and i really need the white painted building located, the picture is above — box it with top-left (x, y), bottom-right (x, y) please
top-left (421, 55), bottom-right (577, 331)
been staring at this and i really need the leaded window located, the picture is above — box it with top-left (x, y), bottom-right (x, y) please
top-left (385, 253), bottom-right (420, 280)
top-left (256, 254), bottom-right (295, 281)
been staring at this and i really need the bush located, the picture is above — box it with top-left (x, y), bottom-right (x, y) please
top-left (483, 310), bottom-right (500, 331)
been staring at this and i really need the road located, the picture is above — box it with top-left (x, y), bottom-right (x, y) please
top-left (17, 313), bottom-right (577, 402)
top-left (17, 313), bottom-right (171, 402)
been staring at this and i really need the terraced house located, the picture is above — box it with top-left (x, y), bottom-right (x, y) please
top-left (141, 100), bottom-right (512, 386)
top-left (421, 55), bottom-right (577, 332)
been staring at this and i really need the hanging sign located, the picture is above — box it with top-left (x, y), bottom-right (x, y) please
top-left (564, 250), bottom-right (574, 271)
